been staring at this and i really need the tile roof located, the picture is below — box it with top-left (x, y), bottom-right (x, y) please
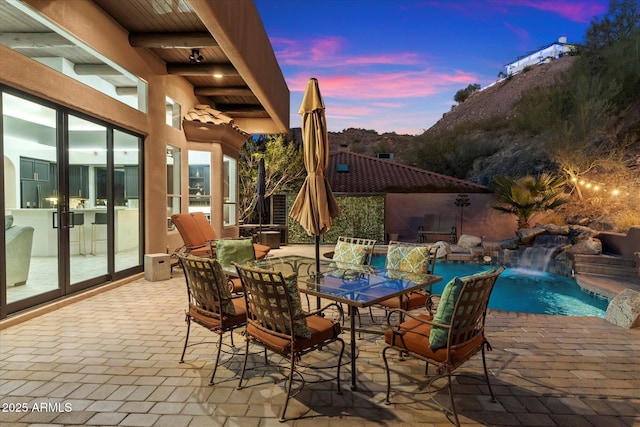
top-left (183, 104), bottom-right (249, 137)
top-left (327, 150), bottom-right (488, 194)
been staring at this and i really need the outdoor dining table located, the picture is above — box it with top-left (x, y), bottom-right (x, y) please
top-left (246, 255), bottom-right (442, 391)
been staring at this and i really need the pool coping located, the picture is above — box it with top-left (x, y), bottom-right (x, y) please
top-left (575, 273), bottom-right (640, 300)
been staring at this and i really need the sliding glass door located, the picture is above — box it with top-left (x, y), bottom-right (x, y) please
top-left (1, 88), bottom-right (143, 317)
top-left (2, 92), bottom-right (60, 305)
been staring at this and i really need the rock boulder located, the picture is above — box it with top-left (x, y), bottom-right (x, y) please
top-left (567, 238), bottom-right (602, 255)
top-left (605, 289), bottom-right (640, 329)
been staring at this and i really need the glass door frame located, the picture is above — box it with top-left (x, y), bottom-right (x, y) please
top-left (1, 86), bottom-right (144, 319)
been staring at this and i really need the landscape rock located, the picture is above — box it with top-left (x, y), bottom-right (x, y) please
top-left (605, 289), bottom-right (640, 329)
top-left (567, 238), bottom-right (602, 255)
top-left (500, 237), bottom-right (520, 250)
top-left (569, 225), bottom-right (599, 243)
top-left (517, 227), bottom-right (546, 244)
top-left (457, 234), bottom-right (482, 249)
top-left (540, 224), bottom-right (570, 235)
top-left (482, 241), bottom-right (502, 252)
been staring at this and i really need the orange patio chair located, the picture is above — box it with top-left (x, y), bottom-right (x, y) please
top-left (376, 242), bottom-right (438, 315)
top-left (171, 212), bottom-right (271, 260)
top-left (233, 262), bottom-right (345, 422)
top-left (382, 266), bottom-right (505, 426)
top-left (178, 254), bottom-right (247, 385)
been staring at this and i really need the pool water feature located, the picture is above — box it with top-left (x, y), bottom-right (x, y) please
top-left (370, 255), bottom-right (609, 317)
top-left (518, 234), bottom-right (570, 272)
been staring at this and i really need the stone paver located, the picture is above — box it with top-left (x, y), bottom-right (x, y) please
top-left (1, 245), bottom-right (639, 426)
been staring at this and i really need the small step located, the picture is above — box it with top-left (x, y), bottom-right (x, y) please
top-left (573, 254), bottom-right (637, 268)
top-left (574, 262), bottom-right (638, 278)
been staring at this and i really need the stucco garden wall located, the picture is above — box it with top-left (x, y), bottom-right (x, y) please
top-left (385, 193), bottom-right (519, 242)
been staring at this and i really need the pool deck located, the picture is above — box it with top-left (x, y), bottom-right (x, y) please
top-left (575, 273), bottom-right (640, 300)
top-left (1, 244), bottom-right (639, 426)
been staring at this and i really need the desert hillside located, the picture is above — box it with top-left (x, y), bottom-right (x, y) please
top-left (327, 55), bottom-right (640, 231)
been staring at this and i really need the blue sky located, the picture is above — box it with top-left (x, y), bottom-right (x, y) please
top-left (254, 0), bottom-right (609, 135)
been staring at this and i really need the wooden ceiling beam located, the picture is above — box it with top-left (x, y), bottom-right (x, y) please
top-left (195, 87), bottom-right (253, 96)
top-left (167, 63), bottom-right (238, 76)
top-left (115, 87), bottom-right (138, 96)
top-left (0, 32), bottom-right (73, 48)
top-left (74, 64), bottom-right (121, 76)
top-left (129, 32), bottom-right (218, 48)
top-left (215, 104), bottom-right (266, 114)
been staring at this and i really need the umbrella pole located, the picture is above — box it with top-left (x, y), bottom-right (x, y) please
top-left (315, 235), bottom-right (321, 310)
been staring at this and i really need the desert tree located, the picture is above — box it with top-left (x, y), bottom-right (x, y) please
top-left (238, 134), bottom-right (305, 223)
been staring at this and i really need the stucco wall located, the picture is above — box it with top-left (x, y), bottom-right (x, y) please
top-left (385, 193), bottom-right (518, 242)
top-left (3, 1), bottom-right (251, 254)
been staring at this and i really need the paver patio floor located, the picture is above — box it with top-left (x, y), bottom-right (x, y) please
top-left (1, 245), bottom-right (639, 426)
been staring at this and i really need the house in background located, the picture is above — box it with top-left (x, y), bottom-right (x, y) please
top-left (298, 149), bottom-right (518, 243)
top-left (0, 0), bottom-right (288, 319)
top-left (505, 36), bottom-right (576, 76)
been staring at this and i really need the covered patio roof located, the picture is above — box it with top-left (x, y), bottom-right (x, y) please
top-left (0, 0), bottom-right (289, 134)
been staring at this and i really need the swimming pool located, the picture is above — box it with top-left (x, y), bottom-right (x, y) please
top-left (371, 255), bottom-right (609, 317)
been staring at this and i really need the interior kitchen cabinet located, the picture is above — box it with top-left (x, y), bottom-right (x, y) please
top-left (188, 164), bottom-right (210, 197)
top-left (69, 165), bottom-right (89, 199)
top-left (124, 165), bottom-right (139, 199)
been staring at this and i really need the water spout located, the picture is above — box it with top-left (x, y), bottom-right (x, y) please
top-left (517, 235), bottom-right (569, 273)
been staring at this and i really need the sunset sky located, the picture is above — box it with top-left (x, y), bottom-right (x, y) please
top-left (254, 0), bottom-right (609, 135)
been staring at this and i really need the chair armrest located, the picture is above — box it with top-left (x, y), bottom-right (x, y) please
top-left (304, 302), bottom-right (344, 323)
top-left (384, 307), bottom-right (450, 330)
top-left (426, 293), bottom-right (441, 315)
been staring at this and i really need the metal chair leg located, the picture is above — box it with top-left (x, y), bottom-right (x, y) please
top-left (482, 342), bottom-right (497, 402)
top-left (447, 372), bottom-right (461, 427)
top-left (237, 339), bottom-right (250, 390)
top-left (279, 354), bottom-right (296, 422)
top-left (209, 332), bottom-right (224, 385)
top-left (336, 338), bottom-right (345, 394)
top-left (179, 314), bottom-right (191, 363)
top-left (382, 346), bottom-right (392, 405)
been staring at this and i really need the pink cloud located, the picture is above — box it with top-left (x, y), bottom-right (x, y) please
top-left (489, 0), bottom-right (607, 23)
top-left (370, 102), bottom-right (407, 108)
top-left (415, 0), bottom-right (606, 23)
top-left (288, 68), bottom-right (477, 101)
top-left (270, 36), bottom-right (424, 68)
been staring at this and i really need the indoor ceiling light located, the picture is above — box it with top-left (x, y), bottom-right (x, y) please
top-left (189, 49), bottom-right (203, 63)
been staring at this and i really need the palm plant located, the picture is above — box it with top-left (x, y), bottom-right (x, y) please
top-left (491, 172), bottom-right (570, 229)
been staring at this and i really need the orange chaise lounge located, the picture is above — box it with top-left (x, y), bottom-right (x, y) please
top-left (171, 212), bottom-right (271, 260)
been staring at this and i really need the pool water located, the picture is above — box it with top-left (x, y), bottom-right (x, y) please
top-left (371, 255), bottom-right (609, 317)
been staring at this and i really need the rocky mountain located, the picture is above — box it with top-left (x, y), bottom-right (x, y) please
top-left (328, 57), bottom-right (579, 179)
top-left (328, 128), bottom-right (413, 157)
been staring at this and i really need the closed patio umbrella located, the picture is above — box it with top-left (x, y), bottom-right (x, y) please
top-left (290, 78), bottom-right (341, 275)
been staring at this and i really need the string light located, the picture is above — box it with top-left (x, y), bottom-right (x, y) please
top-left (569, 176), bottom-right (635, 199)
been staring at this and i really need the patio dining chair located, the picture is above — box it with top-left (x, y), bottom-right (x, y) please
top-left (323, 235), bottom-right (377, 265)
top-left (233, 263), bottom-right (345, 422)
top-left (382, 266), bottom-right (505, 427)
top-left (375, 242), bottom-right (438, 318)
top-left (178, 254), bottom-right (247, 385)
top-left (321, 236), bottom-right (377, 323)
